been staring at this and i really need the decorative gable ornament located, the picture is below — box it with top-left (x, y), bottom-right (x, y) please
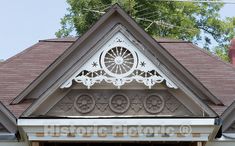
top-left (60, 32), bottom-right (178, 89)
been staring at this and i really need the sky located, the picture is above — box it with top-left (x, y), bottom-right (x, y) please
top-left (0, 1), bottom-right (235, 60)
top-left (0, 0), bottom-right (68, 60)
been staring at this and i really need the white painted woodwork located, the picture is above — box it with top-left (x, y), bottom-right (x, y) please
top-left (60, 32), bottom-right (177, 89)
top-left (18, 118), bottom-right (218, 142)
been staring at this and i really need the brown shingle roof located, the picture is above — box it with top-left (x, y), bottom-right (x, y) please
top-left (39, 37), bottom-right (78, 42)
top-left (0, 37), bottom-right (234, 117)
top-left (0, 41), bottom-right (73, 117)
top-left (161, 42), bottom-right (235, 115)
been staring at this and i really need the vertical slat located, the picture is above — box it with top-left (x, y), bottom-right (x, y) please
top-left (32, 142), bottom-right (40, 146)
top-left (197, 141), bottom-right (202, 146)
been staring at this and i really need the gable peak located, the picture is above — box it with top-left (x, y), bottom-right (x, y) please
top-left (61, 26), bottom-right (177, 89)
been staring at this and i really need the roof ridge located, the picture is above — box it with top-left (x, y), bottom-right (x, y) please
top-left (158, 40), bottom-right (191, 43)
top-left (39, 40), bottom-right (76, 43)
top-left (0, 43), bottom-right (40, 66)
top-left (0, 40), bottom-right (75, 67)
top-left (39, 37), bottom-right (78, 43)
top-left (154, 37), bottom-right (191, 43)
top-left (38, 36), bottom-right (191, 43)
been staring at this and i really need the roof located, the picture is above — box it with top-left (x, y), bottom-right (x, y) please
top-left (161, 42), bottom-right (235, 115)
top-left (0, 37), bottom-right (234, 117)
top-left (39, 37), bottom-right (78, 42)
top-left (10, 4), bottom-right (223, 118)
top-left (0, 41), bottom-right (73, 117)
top-left (0, 3), bottom-right (235, 117)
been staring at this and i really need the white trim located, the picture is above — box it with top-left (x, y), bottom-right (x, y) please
top-left (18, 118), bottom-right (218, 142)
top-left (27, 133), bottom-right (210, 141)
top-left (0, 142), bottom-right (28, 146)
top-left (0, 133), bottom-right (17, 141)
top-left (60, 31), bottom-right (177, 89)
top-left (0, 133), bottom-right (15, 136)
top-left (18, 118), bottom-right (215, 126)
top-left (215, 133), bottom-right (235, 141)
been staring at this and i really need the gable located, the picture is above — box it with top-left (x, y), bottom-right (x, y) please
top-left (22, 28), bottom-right (216, 117)
top-left (11, 4), bottom-right (219, 118)
top-left (12, 4), bottom-right (221, 106)
top-left (60, 29), bottom-right (177, 89)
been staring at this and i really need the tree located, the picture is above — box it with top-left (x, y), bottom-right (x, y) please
top-left (56, 0), bottom-right (235, 61)
top-left (213, 46), bottom-right (230, 62)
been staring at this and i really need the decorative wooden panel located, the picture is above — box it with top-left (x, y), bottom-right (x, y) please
top-left (46, 89), bottom-right (193, 117)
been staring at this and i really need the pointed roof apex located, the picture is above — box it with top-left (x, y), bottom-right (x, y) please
top-left (11, 0), bottom-right (222, 110)
top-left (112, 3), bottom-right (120, 8)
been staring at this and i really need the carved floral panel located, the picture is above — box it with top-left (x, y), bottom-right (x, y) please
top-left (46, 89), bottom-right (193, 117)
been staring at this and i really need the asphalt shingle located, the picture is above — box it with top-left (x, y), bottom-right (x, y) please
top-left (0, 38), bottom-right (234, 117)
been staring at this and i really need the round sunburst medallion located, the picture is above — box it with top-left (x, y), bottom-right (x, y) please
top-left (101, 46), bottom-right (137, 77)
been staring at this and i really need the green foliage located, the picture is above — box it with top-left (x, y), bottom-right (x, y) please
top-left (56, 0), bottom-right (235, 61)
top-left (213, 46), bottom-right (230, 62)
